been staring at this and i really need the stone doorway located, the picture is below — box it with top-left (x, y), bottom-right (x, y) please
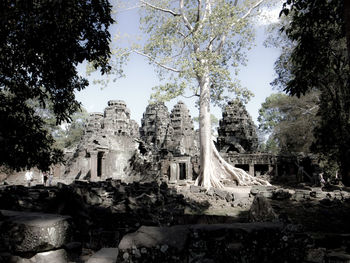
top-left (97, 152), bottom-right (104, 178)
top-left (179, 163), bottom-right (186, 180)
top-left (254, 164), bottom-right (269, 176)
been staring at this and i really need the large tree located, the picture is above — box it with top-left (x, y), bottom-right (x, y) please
top-left (280, 0), bottom-right (350, 184)
top-left (132, 0), bottom-right (271, 188)
top-left (258, 92), bottom-right (319, 154)
top-left (0, 1), bottom-right (113, 171)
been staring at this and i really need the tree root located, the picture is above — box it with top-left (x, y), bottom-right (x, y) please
top-left (195, 141), bottom-right (271, 189)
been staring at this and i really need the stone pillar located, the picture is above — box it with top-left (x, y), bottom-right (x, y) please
top-left (90, 152), bottom-right (98, 181)
top-left (169, 162), bottom-right (178, 183)
top-left (249, 163), bottom-right (255, 176)
top-left (268, 164), bottom-right (273, 174)
top-left (101, 156), bottom-right (106, 180)
top-left (187, 162), bottom-right (192, 180)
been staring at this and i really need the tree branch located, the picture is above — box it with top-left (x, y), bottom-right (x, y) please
top-left (196, 0), bottom-right (202, 22)
top-left (181, 93), bottom-right (200, 99)
top-left (140, 0), bottom-right (180, 16)
top-left (239, 0), bottom-right (265, 21)
top-left (180, 0), bottom-right (194, 31)
top-left (133, 50), bottom-right (182, 73)
top-left (216, 0), bottom-right (265, 53)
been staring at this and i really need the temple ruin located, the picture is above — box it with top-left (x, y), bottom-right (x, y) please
top-left (63, 100), bottom-right (140, 182)
top-left (58, 99), bottom-right (284, 185)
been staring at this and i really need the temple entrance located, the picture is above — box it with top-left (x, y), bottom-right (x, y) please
top-left (179, 163), bottom-right (186, 180)
top-left (235, 164), bottom-right (249, 172)
top-left (97, 152), bottom-right (104, 177)
top-left (254, 164), bottom-right (269, 176)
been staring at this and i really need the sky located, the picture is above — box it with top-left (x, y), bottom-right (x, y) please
top-left (75, 1), bottom-right (282, 127)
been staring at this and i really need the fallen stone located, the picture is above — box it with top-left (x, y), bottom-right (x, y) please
top-left (10, 249), bottom-right (68, 263)
top-left (249, 194), bottom-right (277, 222)
top-left (190, 185), bottom-right (202, 193)
top-left (272, 189), bottom-right (291, 200)
top-left (326, 251), bottom-right (350, 262)
top-left (213, 188), bottom-right (228, 200)
top-left (305, 248), bottom-right (326, 263)
top-left (119, 225), bottom-right (190, 252)
top-left (0, 210), bottom-right (71, 253)
top-left (87, 247), bottom-right (119, 263)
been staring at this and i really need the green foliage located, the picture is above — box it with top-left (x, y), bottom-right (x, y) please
top-left (279, 0), bottom-right (350, 182)
top-left (258, 92), bottom-right (319, 154)
top-left (32, 99), bottom-right (88, 150)
top-left (0, 0), bottom-right (113, 171)
top-left (53, 108), bottom-right (89, 150)
top-left (138, 0), bottom-right (262, 106)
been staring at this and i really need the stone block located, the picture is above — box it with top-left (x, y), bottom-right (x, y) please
top-left (87, 247), bottom-right (119, 263)
top-left (9, 249), bottom-right (68, 263)
top-left (119, 225), bottom-right (190, 252)
top-left (249, 194), bottom-right (277, 222)
top-left (190, 185), bottom-right (201, 193)
top-left (0, 210), bottom-right (71, 253)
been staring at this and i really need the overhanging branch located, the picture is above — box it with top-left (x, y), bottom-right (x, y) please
top-left (133, 50), bottom-right (182, 73)
top-left (140, 0), bottom-right (180, 16)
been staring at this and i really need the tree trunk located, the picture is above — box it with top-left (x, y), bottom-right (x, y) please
top-left (195, 72), bottom-right (224, 188)
top-left (194, 73), bottom-right (270, 189)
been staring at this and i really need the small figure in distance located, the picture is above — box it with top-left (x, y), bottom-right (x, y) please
top-left (48, 170), bottom-right (53, 186)
top-left (43, 171), bottom-right (48, 186)
top-left (25, 170), bottom-right (33, 187)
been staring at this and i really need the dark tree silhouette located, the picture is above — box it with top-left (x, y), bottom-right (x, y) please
top-left (0, 0), bottom-right (114, 171)
top-left (280, 0), bottom-right (350, 185)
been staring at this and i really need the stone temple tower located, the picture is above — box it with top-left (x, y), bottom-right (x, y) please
top-left (217, 100), bottom-right (258, 153)
top-left (140, 102), bottom-right (171, 149)
top-left (166, 101), bottom-right (196, 155)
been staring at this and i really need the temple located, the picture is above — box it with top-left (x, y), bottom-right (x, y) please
top-left (61, 99), bottom-right (282, 184)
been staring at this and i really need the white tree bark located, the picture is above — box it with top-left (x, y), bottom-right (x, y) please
top-left (195, 73), bottom-right (271, 189)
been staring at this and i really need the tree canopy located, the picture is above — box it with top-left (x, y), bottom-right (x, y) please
top-left (279, 0), bottom-right (350, 184)
top-left (0, 0), bottom-right (113, 171)
top-left (132, 0), bottom-right (271, 188)
top-left (258, 92), bottom-right (319, 154)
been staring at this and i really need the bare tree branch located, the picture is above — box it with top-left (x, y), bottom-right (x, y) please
top-left (140, 0), bottom-right (180, 16)
top-left (180, 0), bottom-right (194, 31)
top-left (239, 0), bottom-right (265, 21)
top-left (133, 49), bottom-right (182, 73)
top-left (196, 0), bottom-right (202, 22)
top-left (181, 93), bottom-right (200, 99)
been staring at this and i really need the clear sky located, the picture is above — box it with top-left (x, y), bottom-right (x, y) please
top-left (75, 1), bottom-right (282, 127)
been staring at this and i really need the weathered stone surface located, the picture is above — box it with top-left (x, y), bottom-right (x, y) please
top-left (305, 248), bottom-right (326, 263)
top-left (217, 100), bottom-right (258, 153)
top-left (166, 101), bottom-right (197, 155)
top-left (326, 251), bottom-right (350, 262)
top-left (7, 249), bottom-right (68, 263)
top-left (87, 247), bottom-right (119, 263)
top-left (118, 223), bottom-right (292, 262)
top-left (63, 100), bottom-right (141, 182)
top-left (119, 225), bottom-right (190, 252)
top-left (0, 210), bottom-right (71, 253)
top-left (140, 102), bottom-right (170, 149)
top-left (272, 189), bottom-right (292, 200)
top-left (249, 194), bottom-right (277, 222)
